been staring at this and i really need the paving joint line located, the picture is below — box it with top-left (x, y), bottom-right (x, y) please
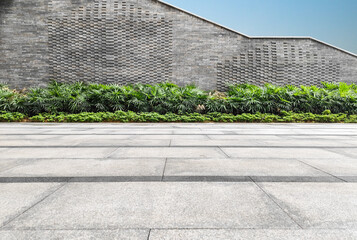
top-left (2, 133), bottom-right (357, 136)
top-left (104, 147), bottom-right (120, 159)
top-left (161, 158), bottom-right (168, 181)
top-left (143, 227), bottom-right (308, 230)
top-left (217, 147), bottom-right (231, 158)
top-left (147, 229), bottom-right (152, 240)
top-left (0, 182), bottom-right (68, 230)
top-left (2, 227), bottom-right (354, 231)
top-left (0, 176), bottom-right (351, 183)
top-left (297, 159), bottom-right (347, 183)
top-left (250, 177), bottom-right (304, 230)
top-left (1, 146), bottom-right (355, 149)
top-left (323, 148), bottom-right (356, 159)
top-left (0, 157), bottom-right (348, 161)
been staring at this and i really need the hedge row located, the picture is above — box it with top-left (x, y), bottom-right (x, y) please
top-left (1, 111), bottom-right (356, 123)
top-left (1, 81), bottom-right (357, 115)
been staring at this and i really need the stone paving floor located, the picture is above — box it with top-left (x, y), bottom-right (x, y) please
top-left (0, 123), bottom-right (356, 239)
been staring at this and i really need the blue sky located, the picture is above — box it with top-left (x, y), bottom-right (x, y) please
top-left (163, 0), bottom-right (357, 54)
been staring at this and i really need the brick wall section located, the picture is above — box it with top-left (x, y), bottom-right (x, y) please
top-left (0, 0), bottom-right (48, 88)
top-left (0, 0), bottom-right (356, 90)
top-left (217, 38), bottom-right (357, 90)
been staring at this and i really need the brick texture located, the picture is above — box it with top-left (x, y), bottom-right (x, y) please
top-left (0, 0), bottom-right (356, 90)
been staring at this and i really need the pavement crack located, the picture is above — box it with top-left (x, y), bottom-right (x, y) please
top-left (250, 178), bottom-right (304, 230)
top-left (0, 182), bottom-right (68, 229)
top-left (297, 159), bottom-right (347, 182)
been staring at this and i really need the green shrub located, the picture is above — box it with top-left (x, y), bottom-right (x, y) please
top-left (1, 111), bottom-right (352, 123)
top-left (1, 81), bottom-right (357, 115)
top-left (227, 82), bottom-right (357, 114)
top-left (0, 111), bottom-right (26, 122)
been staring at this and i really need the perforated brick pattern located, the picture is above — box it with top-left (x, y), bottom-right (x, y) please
top-left (48, 0), bottom-right (173, 85)
top-left (217, 41), bottom-right (342, 91)
top-left (0, 0), bottom-right (356, 90)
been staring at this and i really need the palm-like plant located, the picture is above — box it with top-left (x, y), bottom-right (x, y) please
top-left (1, 81), bottom-right (356, 116)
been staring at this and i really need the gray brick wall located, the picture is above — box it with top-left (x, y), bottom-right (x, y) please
top-left (0, 0), bottom-right (48, 88)
top-left (1, 0), bottom-right (357, 90)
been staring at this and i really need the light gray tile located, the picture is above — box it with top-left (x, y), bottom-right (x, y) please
top-left (293, 129), bottom-right (357, 135)
top-left (0, 148), bottom-right (117, 159)
top-left (299, 158), bottom-right (357, 176)
top-left (0, 130), bottom-right (47, 135)
top-left (0, 159), bottom-right (166, 177)
top-left (281, 135), bottom-right (356, 140)
top-left (132, 135), bottom-right (209, 140)
top-left (207, 135), bottom-right (282, 140)
top-left (260, 183), bottom-right (357, 228)
top-left (109, 147), bottom-right (226, 158)
top-left (326, 148), bottom-right (357, 158)
top-left (0, 230), bottom-right (148, 240)
top-left (0, 183), bottom-right (61, 227)
top-left (57, 135), bottom-right (133, 142)
top-left (0, 160), bottom-right (26, 173)
top-left (221, 148), bottom-right (346, 159)
top-left (5, 182), bottom-right (298, 229)
top-left (149, 229), bottom-right (357, 240)
top-left (170, 140), bottom-right (264, 147)
top-left (0, 135), bottom-right (63, 141)
top-left (165, 159), bottom-right (327, 177)
top-left (171, 130), bottom-right (206, 135)
top-left (76, 139), bottom-right (170, 147)
top-left (232, 129), bottom-right (300, 135)
top-left (45, 130), bottom-right (174, 135)
top-left (260, 140), bottom-right (356, 147)
top-left (0, 140), bottom-right (80, 147)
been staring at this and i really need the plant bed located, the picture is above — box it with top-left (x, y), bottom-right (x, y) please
top-left (1, 81), bottom-right (357, 116)
top-left (1, 111), bottom-right (356, 123)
